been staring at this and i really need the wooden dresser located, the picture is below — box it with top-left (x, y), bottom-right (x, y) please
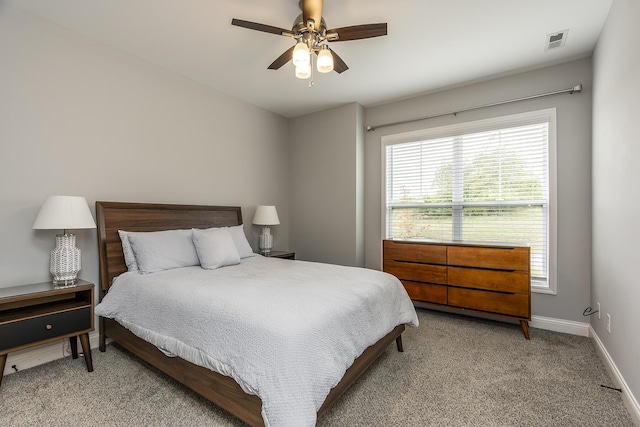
top-left (383, 239), bottom-right (531, 339)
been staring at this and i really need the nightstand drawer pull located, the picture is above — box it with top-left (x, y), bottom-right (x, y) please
top-left (46, 324), bottom-right (53, 330)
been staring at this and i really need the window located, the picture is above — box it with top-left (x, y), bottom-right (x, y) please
top-left (383, 109), bottom-right (557, 293)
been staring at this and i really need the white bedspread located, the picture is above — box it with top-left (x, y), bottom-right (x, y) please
top-left (95, 256), bottom-right (418, 427)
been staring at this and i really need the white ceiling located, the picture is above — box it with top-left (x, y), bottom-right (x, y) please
top-left (6, 0), bottom-right (613, 118)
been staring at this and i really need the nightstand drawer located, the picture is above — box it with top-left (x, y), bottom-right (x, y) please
top-left (0, 307), bottom-right (91, 352)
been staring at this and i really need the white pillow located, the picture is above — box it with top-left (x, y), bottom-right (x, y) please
top-left (127, 229), bottom-right (200, 274)
top-left (192, 228), bottom-right (241, 270)
top-left (226, 224), bottom-right (255, 259)
top-left (118, 230), bottom-right (138, 272)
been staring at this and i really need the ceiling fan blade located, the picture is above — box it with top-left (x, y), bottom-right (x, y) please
top-left (231, 18), bottom-right (292, 36)
top-left (330, 49), bottom-right (349, 74)
top-left (301, 0), bottom-right (323, 31)
top-left (327, 23), bottom-right (388, 42)
top-left (268, 46), bottom-right (295, 70)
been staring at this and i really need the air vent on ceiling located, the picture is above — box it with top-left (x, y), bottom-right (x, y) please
top-left (545, 29), bottom-right (569, 50)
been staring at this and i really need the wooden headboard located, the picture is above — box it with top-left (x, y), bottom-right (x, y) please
top-left (95, 201), bottom-right (242, 297)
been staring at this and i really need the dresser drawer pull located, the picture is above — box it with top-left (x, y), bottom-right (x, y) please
top-left (46, 324), bottom-right (53, 330)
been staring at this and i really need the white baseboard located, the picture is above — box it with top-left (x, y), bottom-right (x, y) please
top-left (590, 326), bottom-right (640, 426)
top-left (3, 331), bottom-right (100, 376)
top-left (531, 317), bottom-right (640, 424)
top-left (530, 314), bottom-right (590, 336)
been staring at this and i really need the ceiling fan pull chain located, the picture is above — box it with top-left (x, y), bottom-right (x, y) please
top-left (309, 53), bottom-right (315, 88)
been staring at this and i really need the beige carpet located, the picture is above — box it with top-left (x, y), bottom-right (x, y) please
top-left (0, 309), bottom-right (634, 426)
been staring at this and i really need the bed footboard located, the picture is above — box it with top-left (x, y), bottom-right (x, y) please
top-left (103, 318), bottom-right (265, 426)
top-left (101, 318), bottom-right (405, 426)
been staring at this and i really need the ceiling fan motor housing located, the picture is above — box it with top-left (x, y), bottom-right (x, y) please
top-left (292, 14), bottom-right (331, 52)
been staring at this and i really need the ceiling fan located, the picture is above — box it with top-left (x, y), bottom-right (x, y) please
top-left (231, 0), bottom-right (387, 80)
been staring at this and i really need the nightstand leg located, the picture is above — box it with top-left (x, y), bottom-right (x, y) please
top-left (69, 336), bottom-right (78, 359)
top-left (79, 333), bottom-right (93, 372)
top-left (0, 354), bottom-right (6, 388)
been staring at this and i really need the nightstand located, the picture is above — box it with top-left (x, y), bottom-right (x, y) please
top-left (262, 250), bottom-right (295, 260)
top-left (0, 279), bottom-right (94, 387)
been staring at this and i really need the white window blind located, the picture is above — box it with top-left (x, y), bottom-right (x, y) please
top-left (384, 110), bottom-right (556, 291)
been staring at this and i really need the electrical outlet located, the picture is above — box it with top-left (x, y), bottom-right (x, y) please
top-left (607, 313), bottom-right (611, 333)
top-left (597, 302), bottom-right (601, 319)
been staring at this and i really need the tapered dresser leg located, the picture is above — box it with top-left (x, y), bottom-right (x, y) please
top-left (520, 320), bottom-right (530, 340)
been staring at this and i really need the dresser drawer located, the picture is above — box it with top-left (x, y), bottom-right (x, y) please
top-left (384, 260), bottom-right (447, 284)
top-left (0, 307), bottom-right (92, 352)
top-left (401, 280), bottom-right (447, 304)
top-left (384, 241), bottom-right (447, 264)
top-left (448, 288), bottom-right (530, 318)
top-left (448, 267), bottom-right (530, 294)
top-left (447, 246), bottom-right (530, 271)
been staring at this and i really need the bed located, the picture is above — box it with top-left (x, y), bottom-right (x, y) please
top-left (95, 201), bottom-right (418, 427)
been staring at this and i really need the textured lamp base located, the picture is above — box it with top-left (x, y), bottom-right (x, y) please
top-left (50, 233), bottom-right (81, 287)
top-left (52, 278), bottom-right (78, 288)
top-left (259, 226), bottom-right (273, 254)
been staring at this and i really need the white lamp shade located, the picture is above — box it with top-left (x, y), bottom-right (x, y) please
top-left (252, 205), bottom-right (280, 226)
top-left (33, 196), bottom-right (96, 230)
top-left (292, 41), bottom-right (310, 66)
top-left (317, 47), bottom-right (334, 73)
top-left (295, 61), bottom-right (311, 79)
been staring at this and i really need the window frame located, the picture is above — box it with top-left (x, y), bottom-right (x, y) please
top-left (381, 109), bottom-right (558, 295)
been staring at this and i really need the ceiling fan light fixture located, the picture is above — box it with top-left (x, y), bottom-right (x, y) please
top-left (292, 41), bottom-right (310, 66)
top-left (231, 0), bottom-right (388, 81)
top-left (317, 46), bottom-right (334, 73)
top-left (295, 61), bottom-right (311, 79)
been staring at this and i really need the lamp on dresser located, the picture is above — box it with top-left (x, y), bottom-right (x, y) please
top-left (252, 205), bottom-right (280, 254)
top-left (33, 195), bottom-right (96, 286)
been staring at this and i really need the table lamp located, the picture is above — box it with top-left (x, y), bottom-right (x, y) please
top-left (252, 205), bottom-right (280, 254)
top-left (33, 195), bottom-right (96, 286)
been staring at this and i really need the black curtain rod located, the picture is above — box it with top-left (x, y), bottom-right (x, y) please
top-left (366, 84), bottom-right (582, 132)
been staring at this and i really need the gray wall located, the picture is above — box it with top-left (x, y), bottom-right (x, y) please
top-left (289, 103), bottom-right (365, 266)
top-left (364, 58), bottom-right (593, 322)
top-left (0, 5), bottom-right (290, 291)
top-left (592, 0), bottom-right (640, 410)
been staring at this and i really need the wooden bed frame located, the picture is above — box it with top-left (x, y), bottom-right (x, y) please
top-left (96, 201), bottom-right (406, 427)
